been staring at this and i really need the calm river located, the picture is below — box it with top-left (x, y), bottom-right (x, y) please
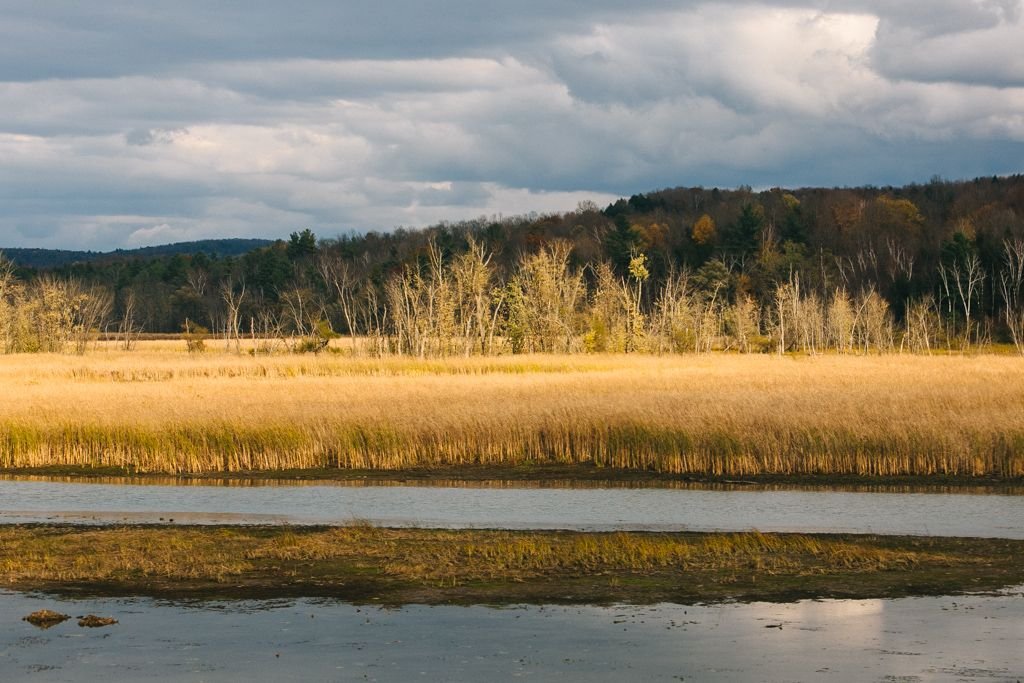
top-left (2, 587), bottom-right (1022, 682)
top-left (1, 478), bottom-right (1022, 537)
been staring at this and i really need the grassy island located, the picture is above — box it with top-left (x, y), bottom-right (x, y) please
top-left (2, 525), bottom-right (1022, 605)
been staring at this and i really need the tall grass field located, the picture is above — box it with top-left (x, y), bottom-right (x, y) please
top-left (1, 345), bottom-right (1022, 477)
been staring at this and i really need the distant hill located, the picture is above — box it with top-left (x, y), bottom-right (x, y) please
top-left (0, 238), bottom-right (275, 269)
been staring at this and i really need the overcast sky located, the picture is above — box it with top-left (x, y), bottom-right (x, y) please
top-left (1, 1), bottom-right (1023, 250)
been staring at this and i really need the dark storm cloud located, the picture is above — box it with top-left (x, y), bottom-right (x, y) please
top-left (0, 1), bottom-right (685, 80)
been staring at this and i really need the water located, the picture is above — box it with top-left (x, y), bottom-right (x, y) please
top-left (1, 479), bottom-right (1022, 537)
top-left (2, 588), bottom-right (1021, 682)
top-left (3, 479), bottom-right (1020, 680)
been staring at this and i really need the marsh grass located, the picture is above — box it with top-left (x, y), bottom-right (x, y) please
top-left (1, 350), bottom-right (1023, 477)
top-left (0, 526), bottom-right (937, 587)
top-left (371, 530), bottom-right (926, 582)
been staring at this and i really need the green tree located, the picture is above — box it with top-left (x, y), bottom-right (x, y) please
top-left (692, 259), bottom-right (731, 300)
top-left (725, 203), bottom-right (764, 256)
top-left (287, 229), bottom-right (318, 261)
top-left (605, 215), bottom-right (643, 273)
top-left (780, 193), bottom-right (808, 244)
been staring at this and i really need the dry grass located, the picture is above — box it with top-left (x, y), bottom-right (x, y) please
top-left (1, 347), bottom-right (1023, 476)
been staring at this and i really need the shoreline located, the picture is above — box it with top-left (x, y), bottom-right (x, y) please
top-left (3, 465), bottom-right (1022, 493)
top-left (3, 525), bottom-right (1022, 605)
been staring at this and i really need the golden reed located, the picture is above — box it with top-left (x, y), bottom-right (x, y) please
top-left (1, 347), bottom-right (1021, 477)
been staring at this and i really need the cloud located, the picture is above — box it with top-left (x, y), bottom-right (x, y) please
top-left (124, 223), bottom-right (187, 247)
top-left (869, 0), bottom-right (1020, 38)
top-left (0, 1), bottom-right (1023, 250)
top-left (871, 8), bottom-right (1024, 86)
top-left (125, 128), bottom-right (185, 146)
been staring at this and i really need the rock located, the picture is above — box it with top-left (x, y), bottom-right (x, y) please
top-left (78, 615), bottom-right (118, 628)
top-left (23, 610), bottom-right (71, 629)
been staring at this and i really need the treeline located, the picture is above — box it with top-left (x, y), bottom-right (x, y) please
top-left (3, 175), bottom-right (1024, 355)
top-left (1, 239), bottom-right (273, 269)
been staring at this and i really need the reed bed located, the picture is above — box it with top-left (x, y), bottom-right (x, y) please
top-left (1, 350), bottom-right (1023, 477)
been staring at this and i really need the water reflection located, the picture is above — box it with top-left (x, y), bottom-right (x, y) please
top-left (1, 588), bottom-right (1021, 682)
top-left (2, 472), bottom-right (1020, 495)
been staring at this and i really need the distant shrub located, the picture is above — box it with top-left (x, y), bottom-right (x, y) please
top-left (182, 320), bottom-right (209, 354)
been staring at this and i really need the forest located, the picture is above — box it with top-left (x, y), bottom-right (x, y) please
top-left (3, 174), bottom-right (1024, 355)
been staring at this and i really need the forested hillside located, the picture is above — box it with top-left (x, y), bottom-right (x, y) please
top-left (1, 239), bottom-right (273, 269)
top-left (3, 175), bottom-right (1024, 354)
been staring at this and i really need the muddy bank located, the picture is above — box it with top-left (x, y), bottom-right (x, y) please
top-left (3, 525), bottom-right (1023, 605)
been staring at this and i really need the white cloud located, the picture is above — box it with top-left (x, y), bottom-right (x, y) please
top-left (125, 223), bottom-right (188, 246)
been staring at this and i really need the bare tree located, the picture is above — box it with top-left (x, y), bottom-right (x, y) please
top-left (186, 267), bottom-right (218, 330)
top-left (853, 289), bottom-right (894, 353)
top-left (317, 254), bottom-right (359, 348)
top-left (387, 263), bottom-right (427, 357)
top-left (69, 281), bottom-right (113, 355)
top-left (508, 241), bottom-right (586, 353)
top-left (117, 288), bottom-right (142, 351)
top-left (772, 274), bottom-right (824, 354)
top-left (724, 295), bottom-right (759, 353)
top-left (359, 283), bottom-right (387, 356)
top-left (253, 309), bottom-right (286, 355)
top-left (827, 288), bottom-right (855, 353)
top-left (584, 262), bottom-right (634, 353)
top-left (220, 278), bottom-right (246, 353)
top-left (451, 237), bottom-right (498, 356)
top-left (279, 286), bottom-right (331, 353)
top-left (999, 238), bottom-right (1024, 354)
top-left (650, 268), bottom-right (695, 353)
top-left (0, 255), bottom-right (21, 352)
top-left (885, 236), bottom-right (915, 284)
top-left (939, 254), bottom-right (985, 344)
top-left (773, 281), bottom-right (791, 355)
top-left (903, 296), bottom-right (940, 354)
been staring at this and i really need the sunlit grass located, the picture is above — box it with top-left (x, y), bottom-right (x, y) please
top-left (1, 349), bottom-right (1022, 476)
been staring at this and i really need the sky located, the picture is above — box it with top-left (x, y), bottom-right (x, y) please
top-left (1, 1), bottom-right (1023, 251)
